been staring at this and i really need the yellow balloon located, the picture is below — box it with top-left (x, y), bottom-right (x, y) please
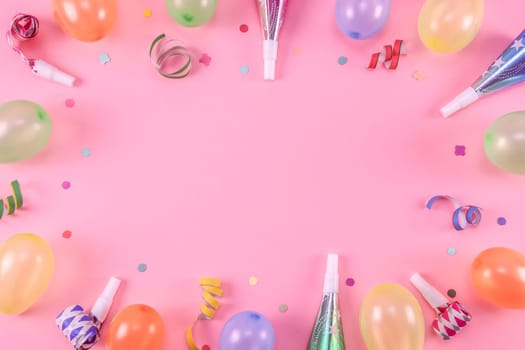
top-left (418, 0), bottom-right (484, 53)
top-left (0, 233), bottom-right (54, 315)
top-left (360, 283), bottom-right (425, 350)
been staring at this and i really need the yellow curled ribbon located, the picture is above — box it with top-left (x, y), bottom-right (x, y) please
top-left (186, 278), bottom-right (223, 350)
top-left (0, 180), bottom-right (23, 219)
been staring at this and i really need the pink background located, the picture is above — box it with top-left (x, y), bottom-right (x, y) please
top-left (1, 0), bottom-right (524, 349)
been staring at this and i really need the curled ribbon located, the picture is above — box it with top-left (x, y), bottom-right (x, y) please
top-left (56, 305), bottom-right (101, 350)
top-left (0, 180), bottom-right (23, 219)
top-left (426, 195), bottom-right (481, 231)
top-left (368, 39), bottom-right (407, 70)
top-left (149, 33), bottom-right (192, 79)
top-left (186, 278), bottom-right (223, 350)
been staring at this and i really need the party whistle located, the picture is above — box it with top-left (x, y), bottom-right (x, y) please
top-left (410, 273), bottom-right (472, 340)
top-left (29, 59), bottom-right (77, 87)
top-left (56, 277), bottom-right (121, 349)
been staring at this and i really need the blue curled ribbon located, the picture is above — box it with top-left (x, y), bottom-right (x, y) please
top-left (426, 195), bottom-right (482, 231)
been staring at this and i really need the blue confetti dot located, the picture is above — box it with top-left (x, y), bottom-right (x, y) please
top-left (138, 263), bottom-right (147, 272)
top-left (82, 148), bottom-right (91, 157)
top-left (497, 217), bottom-right (507, 225)
top-left (240, 65), bottom-right (249, 74)
top-left (98, 52), bottom-right (111, 64)
top-left (338, 56), bottom-right (348, 65)
top-left (447, 247), bottom-right (457, 256)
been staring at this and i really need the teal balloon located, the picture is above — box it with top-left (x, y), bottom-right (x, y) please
top-left (484, 111), bottom-right (525, 174)
top-left (166, 0), bottom-right (217, 27)
top-left (0, 100), bottom-right (52, 163)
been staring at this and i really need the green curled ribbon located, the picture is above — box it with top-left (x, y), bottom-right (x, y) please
top-left (149, 33), bottom-right (192, 79)
top-left (0, 180), bottom-right (23, 219)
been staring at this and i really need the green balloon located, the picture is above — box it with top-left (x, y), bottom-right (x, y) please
top-left (166, 0), bottom-right (217, 27)
top-left (0, 100), bottom-right (52, 163)
top-left (484, 111), bottom-right (525, 174)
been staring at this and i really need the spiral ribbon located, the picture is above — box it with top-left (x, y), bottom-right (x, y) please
top-left (6, 13), bottom-right (39, 65)
top-left (368, 39), bottom-right (407, 69)
top-left (56, 305), bottom-right (101, 350)
top-left (186, 277), bottom-right (223, 350)
top-left (426, 195), bottom-right (482, 231)
top-left (0, 180), bottom-right (23, 220)
top-left (149, 33), bottom-right (192, 79)
top-left (433, 301), bottom-right (472, 340)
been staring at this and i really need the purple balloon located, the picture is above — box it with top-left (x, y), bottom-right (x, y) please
top-left (219, 311), bottom-right (275, 350)
top-left (336, 0), bottom-right (391, 40)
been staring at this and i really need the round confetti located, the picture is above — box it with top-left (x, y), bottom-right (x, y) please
top-left (81, 148), bottom-right (91, 157)
top-left (240, 24), bottom-right (249, 33)
top-left (62, 181), bottom-right (71, 190)
top-left (447, 247), bottom-right (457, 256)
top-left (201, 346), bottom-right (210, 350)
top-left (65, 98), bottom-right (75, 108)
top-left (412, 70), bottom-right (426, 80)
top-left (248, 276), bottom-right (258, 285)
top-left (338, 56), bottom-right (348, 65)
top-left (497, 217), bottom-right (507, 225)
top-left (278, 304), bottom-right (288, 313)
top-left (240, 65), bottom-right (249, 74)
top-left (447, 289), bottom-right (457, 298)
top-left (62, 230), bottom-right (72, 239)
top-left (143, 8), bottom-right (152, 17)
top-left (454, 145), bottom-right (466, 156)
top-left (138, 263), bottom-right (147, 272)
top-left (345, 277), bottom-right (355, 286)
top-left (293, 47), bottom-right (302, 55)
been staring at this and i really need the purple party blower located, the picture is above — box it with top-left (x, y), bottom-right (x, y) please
top-left (56, 277), bottom-right (121, 350)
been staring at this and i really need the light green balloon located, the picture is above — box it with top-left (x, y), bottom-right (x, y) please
top-left (166, 0), bottom-right (217, 27)
top-left (484, 111), bottom-right (525, 174)
top-left (0, 100), bottom-right (52, 163)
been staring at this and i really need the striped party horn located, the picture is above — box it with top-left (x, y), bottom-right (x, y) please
top-left (56, 277), bottom-right (121, 349)
top-left (410, 273), bottom-right (472, 340)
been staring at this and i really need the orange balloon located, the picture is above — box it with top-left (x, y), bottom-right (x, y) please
top-left (52, 0), bottom-right (117, 42)
top-left (471, 247), bottom-right (525, 309)
top-left (106, 304), bottom-right (164, 350)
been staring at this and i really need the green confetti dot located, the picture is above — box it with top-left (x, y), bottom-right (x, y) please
top-left (447, 247), bottom-right (457, 256)
top-left (338, 56), bottom-right (348, 65)
top-left (138, 263), bottom-right (147, 272)
top-left (278, 304), bottom-right (288, 312)
top-left (447, 289), bottom-right (457, 298)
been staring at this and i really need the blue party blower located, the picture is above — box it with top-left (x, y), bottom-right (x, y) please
top-left (56, 277), bottom-right (121, 350)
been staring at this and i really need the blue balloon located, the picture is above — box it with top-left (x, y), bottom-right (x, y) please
top-left (219, 311), bottom-right (275, 350)
top-left (336, 0), bottom-right (391, 40)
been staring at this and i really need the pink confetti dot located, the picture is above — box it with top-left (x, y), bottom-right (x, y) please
top-left (345, 277), bottom-right (355, 286)
top-left (240, 24), bottom-right (249, 33)
top-left (62, 181), bottom-right (71, 189)
top-left (455, 145), bottom-right (466, 156)
top-left (62, 230), bottom-right (72, 239)
top-left (65, 99), bottom-right (75, 108)
top-left (199, 53), bottom-right (212, 66)
top-left (201, 346), bottom-right (210, 350)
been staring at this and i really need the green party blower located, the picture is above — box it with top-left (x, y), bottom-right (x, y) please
top-left (307, 254), bottom-right (345, 350)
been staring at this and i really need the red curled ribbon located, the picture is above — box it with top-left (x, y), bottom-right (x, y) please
top-left (368, 39), bottom-right (406, 70)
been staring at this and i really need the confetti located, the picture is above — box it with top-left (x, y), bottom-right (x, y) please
top-left (199, 53), bottom-right (212, 66)
top-left (248, 276), bottom-right (258, 285)
top-left (65, 98), bottom-right (75, 108)
top-left (447, 289), bottom-right (457, 298)
top-left (149, 34), bottom-right (192, 78)
top-left (0, 180), bottom-right (23, 220)
top-left (293, 47), bottom-right (302, 55)
top-left (240, 65), bottom-right (250, 74)
top-left (412, 70), bottom-right (426, 80)
top-left (497, 217), bottom-right (507, 225)
top-left (62, 181), bottom-right (71, 190)
top-left (345, 277), bottom-right (355, 286)
top-left (82, 148), bottom-right (91, 157)
top-left (186, 278), bottom-right (223, 350)
top-left (143, 8), bottom-right (152, 17)
top-left (62, 230), bottom-right (72, 239)
top-left (240, 24), bottom-right (249, 33)
top-left (138, 263), bottom-right (147, 272)
top-left (426, 195), bottom-right (481, 231)
top-left (454, 145), bottom-right (466, 156)
top-left (368, 39), bottom-right (406, 69)
top-left (201, 346), bottom-right (210, 350)
top-left (447, 247), bottom-right (457, 256)
top-left (278, 304), bottom-right (288, 313)
top-left (98, 52), bottom-right (111, 65)
top-left (338, 56), bottom-right (348, 65)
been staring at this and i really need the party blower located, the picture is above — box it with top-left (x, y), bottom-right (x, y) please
top-left (441, 29), bottom-right (525, 118)
top-left (307, 254), bottom-right (345, 350)
top-left (56, 277), bottom-right (121, 349)
top-left (410, 273), bottom-right (472, 340)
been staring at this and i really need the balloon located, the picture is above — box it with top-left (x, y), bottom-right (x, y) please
top-left (360, 283), bottom-right (425, 350)
top-left (418, 0), bottom-right (484, 53)
top-left (484, 111), bottom-right (525, 174)
top-left (52, 0), bottom-right (117, 42)
top-left (0, 233), bottom-right (55, 315)
top-left (166, 0), bottom-right (217, 27)
top-left (219, 310), bottom-right (275, 350)
top-left (471, 247), bottom-right (525, 308)
top-left (0, 100), bottom-right (52, 163)
top-left (105, 304), bottom-right (164, 350)
top-left (335, 0), bottom-right (391, 40)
